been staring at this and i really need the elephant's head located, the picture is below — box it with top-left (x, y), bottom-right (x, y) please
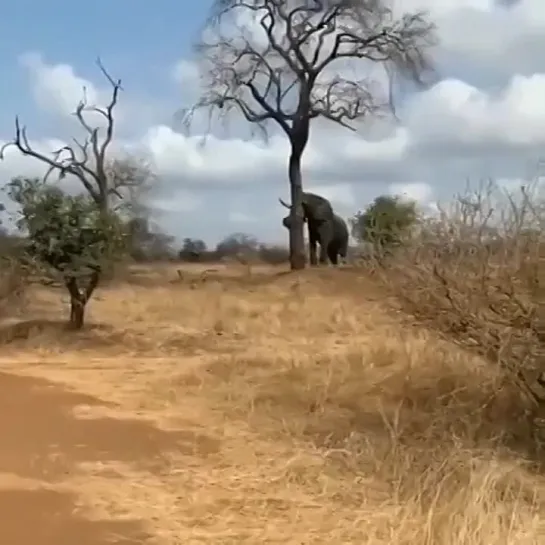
top-left (279, 192), bottom-right (334, 229)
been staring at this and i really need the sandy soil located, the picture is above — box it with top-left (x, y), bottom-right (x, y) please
top-left (0, 264), bottom-right (543, 544)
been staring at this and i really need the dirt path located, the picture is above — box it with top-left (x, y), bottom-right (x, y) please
top-left (0, 371), bottom-right (196, 545)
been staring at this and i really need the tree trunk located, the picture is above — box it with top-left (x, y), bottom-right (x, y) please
top-left (69, 297), bottom-right (86, 329)
top-left (288, 150), bottom-right (306, 270)
top-left (65, 271), bottom-right (100, 330)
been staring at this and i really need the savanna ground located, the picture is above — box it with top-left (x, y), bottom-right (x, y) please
top-left (0, 262), bottom-right (544, 544)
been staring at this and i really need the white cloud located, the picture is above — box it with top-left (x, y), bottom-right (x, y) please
top-left (408, 0), bottom-right (545, 78)
top-left (172, 59), bottom-right (202, 106)
top-left (307, 182), bottom-right (355, 208)
top-left (387, 182), bottom-right (440, 218)
top-left (389, 182), bottom-right (434, 204)
top-left (137, 65), bottom-right (545, 190)
top-left (152, 190), bottom-right (202, 213)
top-left (17, 52), bottom-right (119, 132)
top-left (16, 52), bottom-right (167, 133)
top-left (141, 125), bottom-right (293, 185)
top-left (0, 137), bottom-right (67, 179)
top-left (3, 1), bottom-right (545, 244)
top-left (406, 74), bottom-right (545, 147)
top-left (172, 59), bottom-right (199, 84)
top-left (228, 211), bottom-right (255, 223)
top-left (19, 52), bottom-right (99, 118)
top-left (5, 64), bottom-right (545, 191)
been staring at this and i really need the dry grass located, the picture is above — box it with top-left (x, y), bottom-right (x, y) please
top-left (0, 262), bottom-right (544, 544)
top-left (375, 181), bottom-right (544, 417)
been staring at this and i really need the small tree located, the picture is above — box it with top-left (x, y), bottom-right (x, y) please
top-left (7, 177), bottom-right (125, 328)
top-left (179, 238), bottom-right (208, 261)
top-left (185, 0), bottom-right (436, 269)
top-left (351, 195), bottom-right (419, 255)
top-left (0, 59), bottom-right (149, 328)
top-left (216, 232), bottom-right (259, 258)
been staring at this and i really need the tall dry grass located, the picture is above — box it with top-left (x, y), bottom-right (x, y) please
top-left (0, 259), bottom-right (544, 543)
top-left (0, 255), bottom-right (29, 319)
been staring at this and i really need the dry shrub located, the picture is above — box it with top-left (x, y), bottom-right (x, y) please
top-left (176, 320), bottom-right (545, 543)
top-left (3, 264), bottom-right (545, 542)
top-left (220, 250), bottom-right (256, 276)
top-left (258, 243), bottom-right (290, 265)
top-left (0, 256), bottom-right (29, 318)
top-left (377, 178), bottom-right (545, 424)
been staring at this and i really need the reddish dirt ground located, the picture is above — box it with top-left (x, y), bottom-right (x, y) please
top-left (0, 371), bottom-right (201, 545)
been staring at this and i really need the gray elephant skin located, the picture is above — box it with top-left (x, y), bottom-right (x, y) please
top-left (279, 192), bottom-right (349, 265)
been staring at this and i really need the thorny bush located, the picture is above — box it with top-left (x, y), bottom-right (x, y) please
top-left (0, 256), bottom-right (29, 319)
top-left (0, 213), bottom-right (29, 319)
top-left (376, 179), bottom-right (545, 442)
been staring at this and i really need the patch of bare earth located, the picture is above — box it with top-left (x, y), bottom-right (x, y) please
top-left (0, 263), bottom-right (543, 544)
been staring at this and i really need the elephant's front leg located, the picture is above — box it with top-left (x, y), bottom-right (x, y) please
top-left (316, 222), bottom-right (333, 265)
top-left (318, 242), bottom-right (328, 264)
top-left (308, 229), bottom-right (318, 266)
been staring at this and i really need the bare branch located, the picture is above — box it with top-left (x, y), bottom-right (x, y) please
top-left (106, 155), bottom-right (157, 216)
top-left (185, 0), bottom-right (437, 140)
top-left (0, 58), bottom-right (124, 209)
top-left (184, 0), bottom-right (436, 271)
top-left (374, 175), bottom-right (545, 410)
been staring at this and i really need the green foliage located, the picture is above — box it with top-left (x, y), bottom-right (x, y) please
top-left (181, 237), bottom-right (207, 255)
top-left (7, 177), bottom-right (126, 279)
top-left (179, 238), bottom-right (208, 262)
top-left (351, 195), bottom-right (420, 250)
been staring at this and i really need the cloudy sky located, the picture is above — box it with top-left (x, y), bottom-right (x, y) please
top-left (0, 0), bottom-right (544, 247)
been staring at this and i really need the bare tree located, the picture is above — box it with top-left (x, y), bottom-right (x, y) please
top-left (0, 59), bottom-right (152, 328)
top-left (185, 0), bottom-right (437, 269)
top-left (0, 59), bottom-right (133, 207)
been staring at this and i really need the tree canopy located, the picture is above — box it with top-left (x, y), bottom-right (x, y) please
top-left (351, 194), bottom-right (420, 252)
top-left (7, 177), bottom-right (126, 328)
top-left (186, 0), bottom-right (437, 269)
top-left (216, 232), bottom-right (259, 258)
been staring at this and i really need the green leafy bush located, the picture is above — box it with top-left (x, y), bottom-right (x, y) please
top-left (351, 195), bottom-right (419, 256)
top-left (7, 177), bottom-right (126, 328)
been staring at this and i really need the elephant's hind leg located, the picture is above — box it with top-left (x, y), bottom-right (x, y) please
top-left (327, 245), bottom-right (339, 265)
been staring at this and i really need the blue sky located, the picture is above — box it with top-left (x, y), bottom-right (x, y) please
top-left (1, 0), bottom-right (544, 249)
top-left (0, 0), bottom-right (211, 131)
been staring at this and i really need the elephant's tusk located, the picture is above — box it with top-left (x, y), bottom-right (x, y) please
top-left (278, 197), bottom-right (291, 209)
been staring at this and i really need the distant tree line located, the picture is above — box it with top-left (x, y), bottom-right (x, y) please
top-left (124, 195), bottom-right (423, 264)
top-left (129, 229), bottom-right (290, 265)
top-left (1, 192), bottom-right (424, 268)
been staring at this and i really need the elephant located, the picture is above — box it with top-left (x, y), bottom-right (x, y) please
top-left (279, 192), bottom-right (349, 266)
